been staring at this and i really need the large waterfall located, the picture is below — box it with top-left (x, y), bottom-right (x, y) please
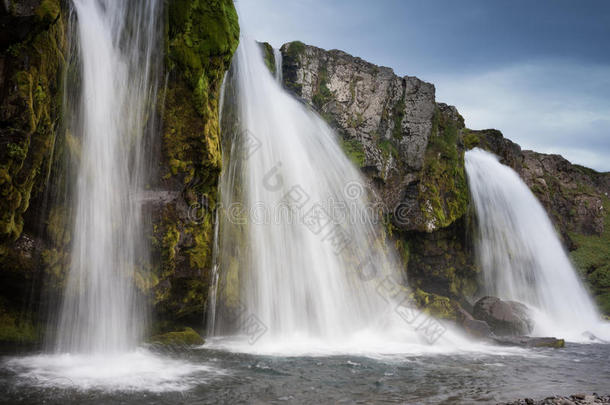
top-left (208, 37), bottom-right (479, 355)
top-left (55, 0), bottom-right (161, 353)
top-left (465, 148), bottom-right (609, 341)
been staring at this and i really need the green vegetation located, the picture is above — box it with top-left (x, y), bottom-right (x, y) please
top-left (570, 198), bottom-right (610, 315)
top-left (411, 289), bottom-right (457, 321)
top-left (0, 306), bottom-right (37, 344)
top-left (339, 138), bottom-right (365, 167)
top-left (391, 96), bottom-right (406, 140)
top-left (259, 42), bottom-right (276, 75)
top-left (378, 139), bottom-right (399, 162)
top-left (418, 107), bottom-right (468, 230)
top-left (284, 40), bottom-right (306, 59)
top-left (0, 13), bottom-right (66, 245)
top-left (151, 327), bottom-right (205, 346)
top-left (152, 0), bottom-right (240, 328)
top-left (312, 66), bottom-right (332, 109)
top-left (463, 130), bottom-right (480, 150)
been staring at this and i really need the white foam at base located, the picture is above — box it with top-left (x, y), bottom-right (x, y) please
top-left (5, 349), bottom-right (222, 392)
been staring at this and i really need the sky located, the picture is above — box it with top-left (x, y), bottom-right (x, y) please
top-left (236, 0), bottom-right (610, 171)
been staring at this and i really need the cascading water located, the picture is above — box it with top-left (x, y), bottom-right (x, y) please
top-left (273, 47), bottom-right (283, 82)
top-left (55, 0), bottom-right (161, 354)
top-left (4, 0), bottom-right (219, 392)
top-left (465, 148), bottom-right (609, 341)
top-left (209, 37), bottom-right (479, 354)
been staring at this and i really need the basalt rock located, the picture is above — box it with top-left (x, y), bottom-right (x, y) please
top-left (473, 296), bottom-right (533, 336)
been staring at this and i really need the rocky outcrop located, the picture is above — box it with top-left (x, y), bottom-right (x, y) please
top-left (281, 41), bottom-right (468, 233)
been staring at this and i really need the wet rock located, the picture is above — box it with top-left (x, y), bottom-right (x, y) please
top-left (150, 327), bottom-right (205, 347)
top-left (491, 336), bottom-right (565, 348)
top-left (463, 319), bottom-right (493, 338)
top-left (473, 296), bottom-right (533, 336)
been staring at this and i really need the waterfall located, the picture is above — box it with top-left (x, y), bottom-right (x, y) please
top-left (465, 148), bottom-right (609, 341)
top-left (208, 38), bottom-right (477, 354)
top-left (55, 0), bottom-right (161, 353)
top-left (273, 47), bottom-right (283, 82)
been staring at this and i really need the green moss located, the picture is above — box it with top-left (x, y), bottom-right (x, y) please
top-left (35, 0), bottom-right (60, 23)
top-left (150, 327), bottom-right (204, 346)
top-left (463, 130), bottom-right (480, 150)
top-left (412, 289), bottom-right (457, 321)
top-left (285, 41), bottom-right (305, 59)
top-left (312, 65), bottom-right (332, 109)
top-left (0, 9), bottom-right (66, 245)
top-left (417, 107), bottom-right (468, 231)
top-left (153, 0), bottom-right (239, 326)
top-left (570, 197), bottom-right (610, 315)
top-left (378, 139), bottom-right (399, 161)
top-left (259, 41), bottom-right (275, 75)
top-left (391, 97), bottom-right (406, 140)
top-left (339, 138), bottom-right (365, 167)
top-left (0, 307), bottom-right (37, 344)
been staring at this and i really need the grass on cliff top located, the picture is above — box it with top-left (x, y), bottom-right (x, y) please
top-left (570, 197), bottom-right (610, 315)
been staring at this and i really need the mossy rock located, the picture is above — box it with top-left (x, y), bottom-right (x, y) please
top-left (411, 289), bottom-right (458, 321)
top-left (150, 327), bottom-right (205, 346)
top-left (340, 138), bottom-right (365, 167)
top-left (258, 41), bottom-right (275, 75)
top-left (417, 107), bottom-right (469, 231)
top-left (0, 307), bottom-right (38, 345)
top-left (570, 196), bottom-right (610, 315)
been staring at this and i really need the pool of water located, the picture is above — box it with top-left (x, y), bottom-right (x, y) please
top-left (1, 342), bottom-right (608, 404)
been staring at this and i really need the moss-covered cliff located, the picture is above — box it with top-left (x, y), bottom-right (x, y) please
top-left (150, 0), bottom-right (239, 330)
top-left (0, 0), bottom-right (66, 345)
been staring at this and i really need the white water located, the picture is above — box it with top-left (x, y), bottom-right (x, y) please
top-left (55, 0), bottom-right (160, 354)
top-left (465, 148), bottom-right (610, 342)
top-left (208, 37), bottom-right (492, 355)
top-left (273, 47), bottom-right (282, 82)
top-left (7, 0), bottom-right (216, 392)
top-left (5, 349), bottom-right (221, 392)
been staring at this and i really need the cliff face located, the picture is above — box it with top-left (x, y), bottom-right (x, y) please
top-left (279, 41), bottom-right (609, 316)
top-left (0, 0), bottom-right (66, 344)
top-left (280, 42), bottom-right (468, 234)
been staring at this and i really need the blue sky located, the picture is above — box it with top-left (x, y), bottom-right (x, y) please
top-left (236, 0), bottom-right (610, 171)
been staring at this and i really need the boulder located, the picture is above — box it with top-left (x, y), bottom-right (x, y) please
top-left (473, 296), bottom-right (533, 336)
